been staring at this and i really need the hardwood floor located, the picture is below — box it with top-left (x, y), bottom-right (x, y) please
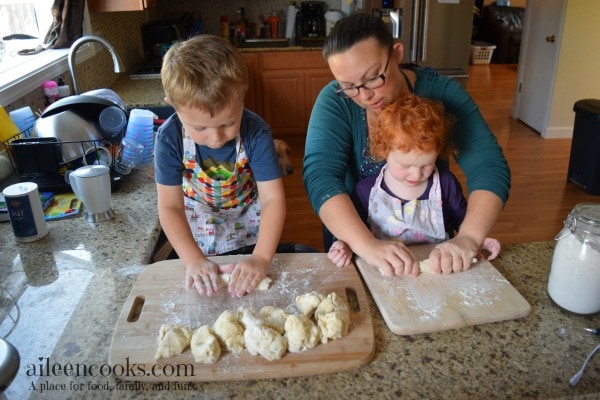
top-left (276, 63), bottom-right (599, 252)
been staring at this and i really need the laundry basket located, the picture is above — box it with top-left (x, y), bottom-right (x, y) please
top-left (470, 42), bottom-right (496, 64)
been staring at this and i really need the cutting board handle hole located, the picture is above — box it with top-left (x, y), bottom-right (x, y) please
top-left (127, 295), bottom-right (145, 322)
top-left (345, 287), bottom-right (360, 313)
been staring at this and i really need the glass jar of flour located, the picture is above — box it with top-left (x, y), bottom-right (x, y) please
top-left (547, 203), bottom-right (600, 314)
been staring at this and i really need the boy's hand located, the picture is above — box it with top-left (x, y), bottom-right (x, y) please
top-left (327, 240), bottom-right (353, 268)
top-left (228, 255), bottom-right (270, 298)
top-left (185, 259), bottom-right (221, 297)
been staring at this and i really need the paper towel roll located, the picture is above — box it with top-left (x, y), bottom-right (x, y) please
top-left (285, 5), bottom-right (298, 39)
top-left (3, 182), bottom-right (49, 242)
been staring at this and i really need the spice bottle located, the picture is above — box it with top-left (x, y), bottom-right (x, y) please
top-left (268, 11), bottom-right (279, 38)
top-left (547, 202), bottom-right (600, 314)
top-left (220, 16), bottom-right (230, 41)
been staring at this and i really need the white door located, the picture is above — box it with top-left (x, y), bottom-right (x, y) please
top-left (512, 0), bottom-right (566, 136)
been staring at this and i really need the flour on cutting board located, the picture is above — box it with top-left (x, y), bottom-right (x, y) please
top-left (155, 254), bottom-right (334, 328)
top-left (386, 263), bottom-right (509, 322)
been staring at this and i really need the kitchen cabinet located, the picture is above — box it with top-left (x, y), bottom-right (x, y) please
top-left (258, 50), bottom-right (333, 136)
top-left (87, 0), bottom-right (156, 12)
top-left (261, 70), bottom-right (306, 135)
top-left (241, 52), bottom-right (261, 115)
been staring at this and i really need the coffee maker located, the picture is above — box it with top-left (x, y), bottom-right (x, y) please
top-left (296, 1), bottom-right (326, 45)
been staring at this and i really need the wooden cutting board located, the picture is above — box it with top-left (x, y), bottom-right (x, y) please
top-left (355, 244), bottom-right (531, 336)
top-left (109, 253), bottom-right (374, 382)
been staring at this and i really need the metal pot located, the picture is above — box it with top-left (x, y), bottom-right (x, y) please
top-left (31, 110), bottom-right (104, 164)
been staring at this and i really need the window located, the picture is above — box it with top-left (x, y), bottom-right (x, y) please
top-left (0, 0), bottom-right (92, 105)
top-left (0, 0), bottom-right (54, 39)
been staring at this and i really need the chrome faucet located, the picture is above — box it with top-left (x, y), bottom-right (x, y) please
top-left (68, 35), bottom-right (124, 95)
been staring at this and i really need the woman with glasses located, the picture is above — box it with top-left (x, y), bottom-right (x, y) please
top-left (303, 13), bottom-right (510, 276)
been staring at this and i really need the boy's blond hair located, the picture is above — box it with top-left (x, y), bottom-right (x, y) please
top-left (161, 35), bottom-right (249, 116)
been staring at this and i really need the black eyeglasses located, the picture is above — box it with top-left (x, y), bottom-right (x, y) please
top-left (336, 49), bottom-right (393, 99)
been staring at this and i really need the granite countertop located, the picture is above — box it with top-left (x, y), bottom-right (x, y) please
top-left (1, 162), bottom-right (599, 399)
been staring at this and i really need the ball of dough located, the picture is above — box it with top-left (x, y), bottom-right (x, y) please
top-left (238, 307), bottom-right (264, 329)
top-left (284, 314), bottom-right (321, 353)
top-left (191, 325), bottom-right (221, 364)
top-left (295, 291), bottom-right (325, 317)
top-left (154, 324), bottom-right (193, 360)
top-left (244, 325), bottom-right (287, 361)
top-left (259, 306), bottom-right (288, 335)
top-left (213, 310), bottom-right (245, 354)
top-left (218, 274), bottom-right (272, 290)
top-left (315, 292), bottom-right (351, 343)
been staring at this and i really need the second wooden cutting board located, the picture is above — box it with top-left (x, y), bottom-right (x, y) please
top-left (109, 253), bottom-right (374, 382)
top-left (355, 244), bottom-right (531, 336)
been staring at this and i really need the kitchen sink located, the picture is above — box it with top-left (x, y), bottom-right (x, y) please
top-left (236, 38), bottom-right (289, 48)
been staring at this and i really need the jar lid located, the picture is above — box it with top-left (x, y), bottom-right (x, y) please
top-left (570, 203), bottom-right (600, 234)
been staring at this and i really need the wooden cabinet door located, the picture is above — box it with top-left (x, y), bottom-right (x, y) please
top-left (261, 70), bottom-right (306, 135)
top-left (260, 50), bottom-right (331, 136)
top-left (305, 70), bottom-right (334, 118)
top-left (241, 53), bottom-right (261, 115)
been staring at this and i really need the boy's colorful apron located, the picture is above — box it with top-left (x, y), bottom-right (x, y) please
top-left (367, 165), bottom-right (448, 244)
top-left (181, 131), bottom-right (260, 255)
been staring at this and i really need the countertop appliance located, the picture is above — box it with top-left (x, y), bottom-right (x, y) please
top-left (296, 1), bottom-right (326, 46)
top-left (130, 20), bottom-right (186, 79)
top-left (373, 0), bottom-right (472, 87)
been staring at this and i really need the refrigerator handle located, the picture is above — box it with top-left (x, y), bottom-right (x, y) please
top-left (419, 0), bottom-right (429, 62)
top-left (410, 0), bottom-right (420, 62)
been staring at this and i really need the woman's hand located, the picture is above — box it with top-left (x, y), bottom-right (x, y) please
top-left (428, 235), bottom-right (480, 274)
top-left (355, 237), bottom-right (419, 277)
top-left (227, 255), bottom-right (270, 298)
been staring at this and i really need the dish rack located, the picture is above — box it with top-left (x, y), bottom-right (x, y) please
top-left (2, 128), bottom-right (121, 193)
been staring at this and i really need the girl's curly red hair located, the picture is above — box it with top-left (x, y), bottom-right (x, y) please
top-left (370, 94), bottom-right (455, 161)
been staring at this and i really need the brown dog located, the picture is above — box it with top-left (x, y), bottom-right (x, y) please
top-left (274, 139), bottom-right (294, 177)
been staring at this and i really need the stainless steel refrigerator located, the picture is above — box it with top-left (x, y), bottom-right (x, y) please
top-left (374, 0), bottom-right (473, 86)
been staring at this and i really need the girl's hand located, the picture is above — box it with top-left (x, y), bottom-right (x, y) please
top-left (228, 255), bottom-right (270, 298)
top-left (480, 237), bottom-right (501, 260)
top-left (328, 240), bottom-right (353, 268)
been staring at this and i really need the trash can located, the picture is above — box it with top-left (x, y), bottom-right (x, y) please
top-left (567, 99), bottom-right (600, 195)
